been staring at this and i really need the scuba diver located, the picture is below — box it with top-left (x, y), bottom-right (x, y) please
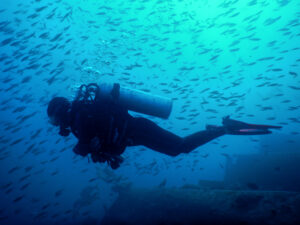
top-left (47, 83), bottom-right (282, 169)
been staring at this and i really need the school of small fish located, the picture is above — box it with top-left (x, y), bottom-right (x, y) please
top-left (0, 0), bottom-right (299, 224)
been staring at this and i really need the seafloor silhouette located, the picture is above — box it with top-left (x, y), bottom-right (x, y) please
top-left (101, 187), bottom-right (300, 225)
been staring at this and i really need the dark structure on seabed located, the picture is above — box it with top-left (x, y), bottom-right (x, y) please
top-left (223, 134), bottom-right (300, 192)
top-left (101, 134), bottom-right (300, 225)
top-left (101, 187), bottom-right (300, 225)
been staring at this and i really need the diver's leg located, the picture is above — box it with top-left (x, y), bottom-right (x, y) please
top-left (127, 117), bottom-right (183, 156)
top-left (127, 117), bottom-right (226, 156)
top-left (179, 126), bottom-right (226, 154)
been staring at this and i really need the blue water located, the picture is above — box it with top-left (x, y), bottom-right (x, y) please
top-left (0, 0), bottom-right (299, 224)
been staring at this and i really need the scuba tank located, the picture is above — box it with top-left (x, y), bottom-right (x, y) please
top-left (98, 83), bottom-right (173, 119)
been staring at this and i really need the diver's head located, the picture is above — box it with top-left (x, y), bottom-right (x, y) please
top-left (47, 97), bottom-right (71, 128)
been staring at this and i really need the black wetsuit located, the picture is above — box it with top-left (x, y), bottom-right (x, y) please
top-left (68, 96), bottom-right (226, 167)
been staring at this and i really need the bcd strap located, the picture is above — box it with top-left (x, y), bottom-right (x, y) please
top-left (111, 83), bottom-right (120, 100)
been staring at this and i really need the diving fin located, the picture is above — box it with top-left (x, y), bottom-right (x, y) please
top-left (222, 116), bottom-right (282, 135)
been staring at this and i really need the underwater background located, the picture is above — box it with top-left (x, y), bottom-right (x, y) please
top-left (0, 0), bottom-right (300, 224)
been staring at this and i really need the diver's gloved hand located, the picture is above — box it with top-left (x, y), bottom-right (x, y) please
top-left (108, 155), bottom-right (124, 170)
top-left (91, 152), bottom-right (124, 169)
top-left (222, 115), bottom-right (282, 135)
